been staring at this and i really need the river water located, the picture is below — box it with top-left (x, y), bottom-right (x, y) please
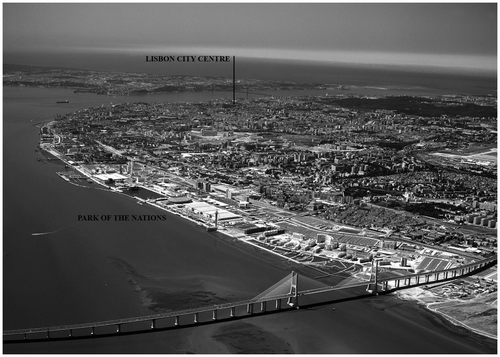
top-left (3, 86), bottom-right (496, 353)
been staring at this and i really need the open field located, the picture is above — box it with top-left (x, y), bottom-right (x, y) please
top-left (428, 294), bottom-right (497, 338)
top-left (431, 147), bottom-right (497, 165)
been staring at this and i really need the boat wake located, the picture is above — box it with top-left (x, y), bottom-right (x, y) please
top-left (32, 223), bottom-right (81, 236)
top-left (32, 231), bottom-right (58, 236)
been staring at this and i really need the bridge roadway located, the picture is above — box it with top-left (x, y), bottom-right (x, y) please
top-left (4, 256), bottom-right (496, 342)
top-left (371, 255), bottom-right (497, 293)
top-left (3, 293), bottom-right (295, 342)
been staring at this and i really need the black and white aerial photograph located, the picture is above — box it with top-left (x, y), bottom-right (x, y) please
top-left (3, 2), bottom-right (497, 354)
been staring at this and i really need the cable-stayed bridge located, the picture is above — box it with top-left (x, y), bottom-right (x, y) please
top-left (4, 256), bottom-right (496, 343)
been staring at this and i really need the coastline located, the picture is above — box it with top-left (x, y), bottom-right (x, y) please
top-left (41, 143), bottom-right (357, 283)
top-left (44, 145), bottom-right (497, 345)
top-left (427, 302), bottom-right (497, 340)
top-left (183, 290), bottom-right (496, 354)
top-left (395, 287), bottom-right (497, 340)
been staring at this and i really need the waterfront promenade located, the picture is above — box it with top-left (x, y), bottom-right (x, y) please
top-left (39, 143), bottom-right (350, 275)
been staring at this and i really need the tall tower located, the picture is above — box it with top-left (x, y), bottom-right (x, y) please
top-left (287, 271), bottom-right (299, 308)
top-left (232, 56), bottom-right (236, 105)
top-left (367, 259), bottom-right (379, 294)
top-left (128, 160), bottom-right (135, 176)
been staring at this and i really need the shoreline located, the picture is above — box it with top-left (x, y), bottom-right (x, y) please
top-left (41, 144), bottom-right (497, 344)
top-left (427, 302), bottom-right (497, 340)
top-left (42, 144), bottom-right (358, 281)
top-left (131, 198), bottom-right (500, 343)
top-left (395, 288), bottom-right (497, 341)
top-left (184, 287), bottom-right (496, 354)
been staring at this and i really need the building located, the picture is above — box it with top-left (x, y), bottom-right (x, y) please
top-left (196, 180), bottom-right (212, 193)
top-left (479, 201), bottom-right (497, 212)
top-left (381, 240), bottom-right (397, 249)
top-left (184, 201), bottom-right (241, 223)
top-left (94, 172), bottom-right (128, 185)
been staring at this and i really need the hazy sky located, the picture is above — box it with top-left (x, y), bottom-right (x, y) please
top-left (3, 3), bottom-right (497, 72)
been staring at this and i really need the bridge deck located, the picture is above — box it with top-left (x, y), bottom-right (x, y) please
top-left (4, 256), bottom-right (496, 341)
top-left (377, 256), bottom-right (496, 283)
top-left (4, 294), bottom-right (292, 336)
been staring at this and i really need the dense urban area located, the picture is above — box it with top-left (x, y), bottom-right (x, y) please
top-left (8, 65), bottom-right (498, 338)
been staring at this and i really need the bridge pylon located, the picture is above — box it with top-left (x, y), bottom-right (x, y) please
top-left (287, 271), bottom-right (299, 308)
top-left (366, 259), bottom-right (379, 295)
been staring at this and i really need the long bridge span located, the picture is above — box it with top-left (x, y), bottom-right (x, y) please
top-left (4, 256), bottom-right (496, 343)
top-left (367, 255), bottom-right (496, 294)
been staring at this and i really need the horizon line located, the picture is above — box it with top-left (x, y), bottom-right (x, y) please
top-left (6, 45), bottom-right (497, 72)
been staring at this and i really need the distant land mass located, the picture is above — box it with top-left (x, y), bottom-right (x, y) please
top-left (315, 95), bottom-right (497, 118)
top-left (3, 63), bottom-right (497, 118)
top-left (3, 63), bottom-right (348, 96)
top-left (4, 51), bottom-right (496, 96)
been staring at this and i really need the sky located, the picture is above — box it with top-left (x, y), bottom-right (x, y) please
top-left (3, 3), bottom-right (497, 73)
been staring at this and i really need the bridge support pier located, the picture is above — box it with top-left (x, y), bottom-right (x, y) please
top-left (287, 271), bottom-right (299, 308)
top-left (4, 258), bottom-right (496, 342)
top-left (287, 294), bottom-right (299, 307)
